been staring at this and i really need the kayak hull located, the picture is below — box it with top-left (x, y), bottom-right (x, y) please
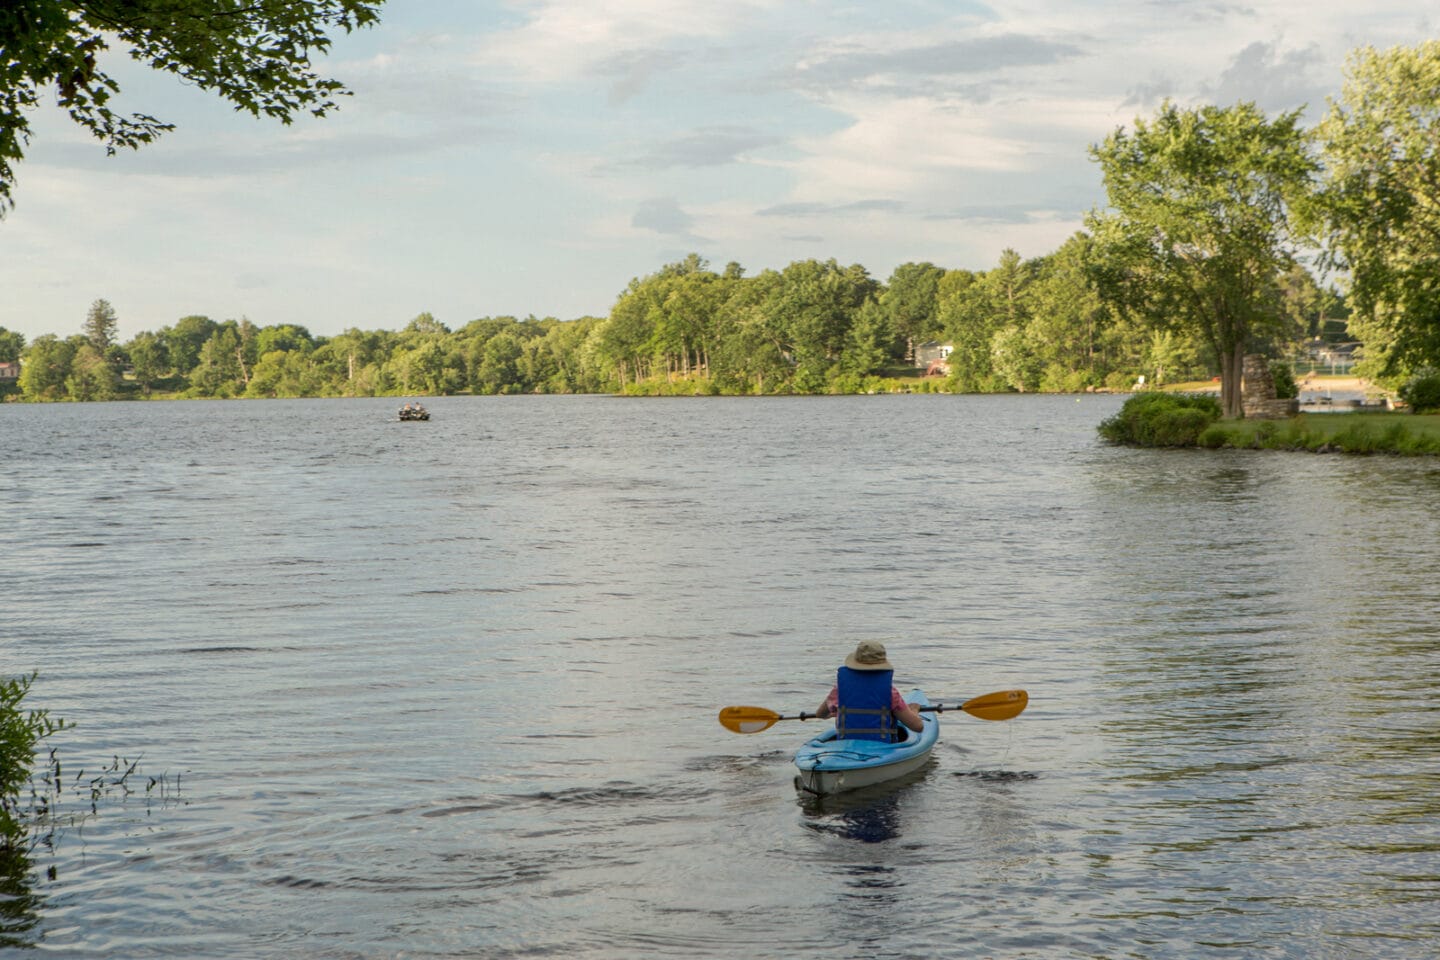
top-left (793, 689), bottom-right (939, 797)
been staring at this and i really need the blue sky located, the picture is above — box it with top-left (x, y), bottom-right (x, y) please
top-left (1, 0), bottom-right (1432, 342)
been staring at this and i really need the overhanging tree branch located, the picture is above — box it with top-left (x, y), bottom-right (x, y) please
top-left (0, 0), bottom-right (384, 213)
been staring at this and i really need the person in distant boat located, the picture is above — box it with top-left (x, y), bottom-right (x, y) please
top-left (814, 641), bottom-right (924, 742)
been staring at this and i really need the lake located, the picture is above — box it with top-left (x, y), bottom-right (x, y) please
top-left (3, 395), bottom-right (1438, 958)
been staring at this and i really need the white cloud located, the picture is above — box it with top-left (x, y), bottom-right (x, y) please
top-left (769, 93), bottom-right (1045, 207)
top-left (475, 0), bottom-right (779, 86)
top-left (604, 126), bottom-right (786, 172)
top-left (1204, 40), bottom-right (1328, 111)
top-left (632, 197), bottom-right (696, 235)
top-left (2, 0), bottom-right (1433, 341)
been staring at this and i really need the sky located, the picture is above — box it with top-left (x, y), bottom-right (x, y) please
top-left (0, 0), bottom-right (1433, 343)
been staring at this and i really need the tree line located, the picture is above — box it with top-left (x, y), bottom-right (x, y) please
top-left (0, 242), bottom-right (1341, 403)
top-left (4, 41), bottom-right (1437, 406)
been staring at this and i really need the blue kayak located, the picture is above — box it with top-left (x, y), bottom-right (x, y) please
top-left (793, 689), bottom-right (940, 796)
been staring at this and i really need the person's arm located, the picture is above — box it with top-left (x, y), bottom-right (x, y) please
top-left (890, 687), bottom-right (924, 731)
top-left (815, 685), bottom-right (838, 719)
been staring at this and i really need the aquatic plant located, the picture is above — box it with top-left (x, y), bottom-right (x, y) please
top-left (0, 674), bottom-right (66, 854)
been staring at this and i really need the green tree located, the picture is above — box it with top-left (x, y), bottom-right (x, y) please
top-left (255, 323), bottom-right (315, 357)
top-left (1142, 329), bottom-right (1205, 387)
top-left (530, 316), bottom-right (604, 393)
top-left (765, 259), bottom-right (877, 369)
top-left (66, 342), bottom-right (117, 400)
top-left (162, 315), bottom-right (219, 376)
top-left (659, 270), bottom-right (727, 379)
top-left (312, 327), bottom-right (396, 395)
top-left (17, 335), bottom-right (74, 400)
top-left (192, 328), bottom-right (243, 396)
top-left (658, 252), bottom-right (709, 278)
top-left (82, 298), bottom-right (118, 352)
top-left (0, 0), bottom-right (383, 212)
top-left (476, 332), bottom-right (523, 394)
top-left (386, 337), bottom-right (461, 395)
top-left (939, 252), bottom-right (1028, 392)
top-left (597, 281), bottom-right (662, 386)
top-left (405, 312), bottom-right (449, 336)
top-left (1314, 41), bottom-right (1440, 376)
top-left (0, 326), bottom-right (23, 362)
top-left (245, 349), bottom-right (320, 398)
top-left (124, 331), bottom-right (168, 395)
top-left (1275, 264), bottom-right (1326, 342)
top-left (1024, 234), bottom-right (1116, 391)
top-left (989, 322), bottom-right (1044, 392)
top-left (591, 257), bottom-right (730, 386)
top-left (881, 262), bottom-right (944, 358)
top-left (839, 299), bottom-right (892, 379)
top-left (235, 317), bottom-right (259, 382)
top-left (1088, 101), bottom-right (1317, 417)
top-left (708, 269), bottom-right (789, 394)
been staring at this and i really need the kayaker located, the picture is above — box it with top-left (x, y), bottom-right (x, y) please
top-left (813, 641), bottom-right (924, 742)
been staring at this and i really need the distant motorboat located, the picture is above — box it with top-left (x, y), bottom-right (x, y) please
top-left (398, 403), bottom-right (429, 421)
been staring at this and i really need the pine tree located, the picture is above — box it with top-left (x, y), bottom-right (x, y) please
top-left (83, 299), bottom-right (118, 352)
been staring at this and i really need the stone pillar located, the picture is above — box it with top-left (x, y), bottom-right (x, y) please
top-left (1241, 354), bottom-right (1299, 419)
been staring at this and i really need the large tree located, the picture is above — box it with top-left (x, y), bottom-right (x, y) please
top-left (192, 327), bottom-right (243, 396)
top-left (1024, 234), bottom-right (1119, 391)
top-left (66, 342), bottom-right (116, 400)
top-left (82, 297), bottom-right (117, 352)
top-left (124, 330), bottom-right (168, 394)
top-left (1088, 101), bottom-right (1317, 418)
top-left (0, 0), bottom-right (383, 212)
top-left (0, 326), bottom-right (24, 362)
top-left (17, 334), bottom-right (74, 400)
top-left (938, 252), bottom-right (1028, 392)
top-left (881, 262), bottom-right (944, 359)
top-left (764, 259), bottom-right (878, 375)
top-left (162, 314), bottom-right (218, 374)
top-left (1314, 42), bottom-right (1440, 376)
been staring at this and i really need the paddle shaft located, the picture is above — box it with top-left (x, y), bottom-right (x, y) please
top-left (780, 704), bottom-right (981, 721)
top-left (718, 689), bottom-right (1027, 733)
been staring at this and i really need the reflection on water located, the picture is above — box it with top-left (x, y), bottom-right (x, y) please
top-left (0, 848), bottom-right (43, 950)
top-left (800, 785), bottom-right (909, 845)
top-left (954, 770), bottom-right (1040, 783)
top-left (1081, 443), bottom-right (1440, 954)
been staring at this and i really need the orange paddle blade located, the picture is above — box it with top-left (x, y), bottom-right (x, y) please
top-left (718, 706), bottom-right (783, 734)
top-left (960, 689), bottom-right (1028, 721)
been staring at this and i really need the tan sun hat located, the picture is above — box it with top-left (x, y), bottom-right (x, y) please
top-left (845, 640), bottom-right (893, 671)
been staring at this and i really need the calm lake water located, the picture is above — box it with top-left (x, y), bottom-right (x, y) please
top-left (3, 395), bottom-right (1439, 959)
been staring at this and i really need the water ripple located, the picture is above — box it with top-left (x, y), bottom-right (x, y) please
top-left (4, 395), bottom-right (1439, 958)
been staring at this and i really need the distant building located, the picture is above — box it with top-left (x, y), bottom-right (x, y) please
top-left (1303, 340), bottom-right (1359, 370)
top-left (914, 341), bottom-right (952, 376)
top-left (0, 361), bottom-right (19, 382)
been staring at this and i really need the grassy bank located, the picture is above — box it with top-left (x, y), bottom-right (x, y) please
top-left (1100, 392), bottom-right (1440, 455)
top-left (1198, 412), bottom-right (1440, 455)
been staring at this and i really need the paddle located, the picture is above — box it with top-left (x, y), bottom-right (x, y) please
top-left (718, 689), bottom-right (1027, 734)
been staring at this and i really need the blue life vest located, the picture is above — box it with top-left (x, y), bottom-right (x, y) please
top-left (836, 667), bottom-right (896, 742)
